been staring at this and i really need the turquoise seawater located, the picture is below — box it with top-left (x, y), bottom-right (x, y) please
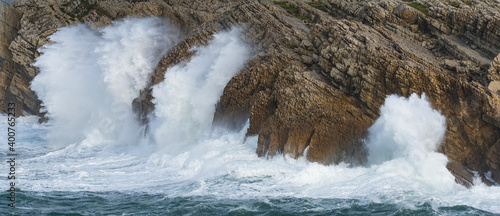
top-left (1, 192), bottom-right (497, 215)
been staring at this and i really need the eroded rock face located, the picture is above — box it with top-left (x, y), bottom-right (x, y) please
top-left (0, 1), bottom-right (38, 116)
top-left (489, 54), bottom-right (500, 95)
top-left (211, 0), bottom-right (500, 184)
top-left (1, 0), bottom-right (499, 185)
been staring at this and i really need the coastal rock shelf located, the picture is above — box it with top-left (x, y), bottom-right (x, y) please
top-left (0, 0), bottom-right (499, 187)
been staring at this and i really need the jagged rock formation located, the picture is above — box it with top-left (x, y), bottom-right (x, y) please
top-left (490, 54), bottom-right (500, 95)
top-left (0, 0), bottom-right (36, 116)
top-left (1, 0), bottom-right (499, 186)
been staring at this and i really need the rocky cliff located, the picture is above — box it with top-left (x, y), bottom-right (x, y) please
top-left (1, 0), bottom-right (499, 186)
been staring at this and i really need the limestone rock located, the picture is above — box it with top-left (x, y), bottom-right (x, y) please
top-left (489, 54), bottom-right (500, 95)
top-left (1, 0), bottom-right (500, 186)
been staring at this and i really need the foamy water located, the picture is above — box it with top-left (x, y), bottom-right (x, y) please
top-left (1, 17), bottom-right (499, 214)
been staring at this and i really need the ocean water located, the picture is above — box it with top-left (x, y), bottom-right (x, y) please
top-left (1, 17), bottom-right (500, 215)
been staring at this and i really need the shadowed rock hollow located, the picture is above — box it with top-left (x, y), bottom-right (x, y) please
top-left (1, 0), bottom-right (499, 187)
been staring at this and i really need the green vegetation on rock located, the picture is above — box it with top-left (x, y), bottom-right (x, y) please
top-left (446, 2), bottom-right (461, 8)
top-left (274, 1), bottom-right (312, 22)
top-left (408, 3), bottom-right (428, 15)
top-left (307, 1), bottom-right (328, 13)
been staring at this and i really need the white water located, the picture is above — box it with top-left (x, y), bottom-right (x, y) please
top-left (150, 27), bottom-right (251, 149)
top-left (365, 93), bottom-right (457, 191)
top-left (1, 18), bottom-right (500, 213)
top-left (31, 17), bottom-right (178, 148)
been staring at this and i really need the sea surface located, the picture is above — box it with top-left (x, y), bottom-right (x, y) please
top-left (1, 17), bottom-right (499, 215)
top-left (1, 117), bottom-right (499, 215)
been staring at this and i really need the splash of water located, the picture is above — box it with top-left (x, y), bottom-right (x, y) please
top-left (31, 17), bottom-right (179, 147)
top-left (150, 27), bottom-right (251, 148)
top-left (365, 93), bottom-right (458, 190)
